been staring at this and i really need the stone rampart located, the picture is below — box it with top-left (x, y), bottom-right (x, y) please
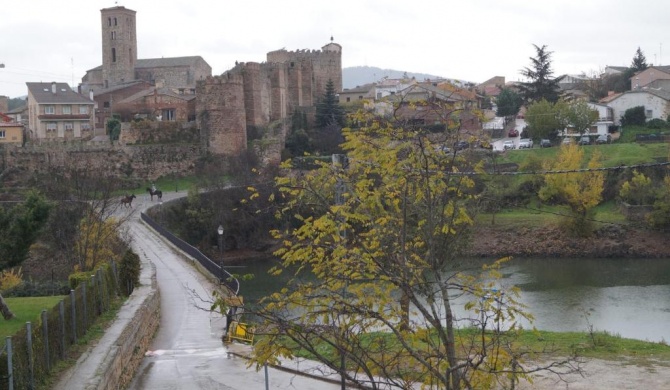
top-left (3, 139), bottom-right (201, 180)
top-left (196, 73), bottom-right (248, 156)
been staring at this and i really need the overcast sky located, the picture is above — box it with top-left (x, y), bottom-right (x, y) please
top-left (1, 0), bottom-right (668, 99)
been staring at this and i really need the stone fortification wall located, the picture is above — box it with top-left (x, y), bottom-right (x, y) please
top-left (196, 73), bottom-right (247, 156)
top-left (266, 47), bottom-right (342, 99)
top-left (241, 62), bottom-right (265, 127)
top-left (3, 141), bottom-right (200, 181)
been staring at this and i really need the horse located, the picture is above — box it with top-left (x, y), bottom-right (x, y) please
top-left (146, 187), bottom-right (163, 201)
top-left (121, 194), bottom-right (136, 208)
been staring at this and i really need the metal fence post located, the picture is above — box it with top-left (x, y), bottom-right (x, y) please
top-left (59, 300), bottom-right (65, 360)
top-left (82, 281), bottom-right (88, 332)
top-left (26, 322), bottom-right (33, 390)
top-left (6, 336), bottom-right (13, 390)
top-left (91, 275), bottom-right (98, 316)
top-left (41, 310), bottom-right (50, 372)
top-left (70, 290), bottom-right (77, 344)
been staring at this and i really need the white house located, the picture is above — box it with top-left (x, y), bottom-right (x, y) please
top-left (605, 89), bottom-right (670, 125)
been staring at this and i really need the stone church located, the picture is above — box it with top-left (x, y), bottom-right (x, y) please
top-left (79, 6), bottom-right (211, 95)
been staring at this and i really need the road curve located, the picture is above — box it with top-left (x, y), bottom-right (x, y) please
top-left (126, 192), bottom-right (341, 390)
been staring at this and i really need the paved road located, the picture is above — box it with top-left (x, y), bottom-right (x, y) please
top-left (125, 192), bottom-right (341, 390)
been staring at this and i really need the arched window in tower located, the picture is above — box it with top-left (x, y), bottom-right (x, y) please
top-left (129, 48), bottom-right (132, 64)
top-left (114, 17), bottom-right (117, 26)
top-left (108, 18), bottom-right (111, 26)
top-left (112, 48), bottom-right (116, 63)
top-left (111, 31), bottom-right (116, 40)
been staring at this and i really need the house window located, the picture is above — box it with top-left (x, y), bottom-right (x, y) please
top-left (62, 105), bottom-right (71, 115)
top-left (114, 17), bottom-right (117, 26)
top-left (646, 109), bottom-right (653, 118)
top-left (162, 109), bottom-right (175, 121)
top-left (46, 122), bottom-right (58, 132)
top-left (44, 105), bottom-right (55, 114)
top-left (178, 89), bottom-right (185, 95)
top-left (0, 131), bottom-right (5, 139)
top-left (82, 123), bottom-right (91, 131)
top-left (79, 106), bottom-right (89, 114)
top-left (103, 102), bottom-right (110, 108)
top-left (64, 122), bottom-right (74, 131)
top-left (358, 95), bottom-right (363, 100)
top-left (346, 97), bottom-right (351, 102)
top-left (112, 48), bottom-right (116, 62)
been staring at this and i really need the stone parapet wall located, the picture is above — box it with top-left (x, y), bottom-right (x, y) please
top-left (97, 274), bottom-right (160, 390)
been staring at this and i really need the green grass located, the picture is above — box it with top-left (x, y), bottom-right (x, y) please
top-left (0, 296), bottom-right (64, 338)
top-left (476, 201), bottom-right (628, 229)
top-left (283, 327), bottom-right (670, 366)
top-left (502, 142), bottom-right (669, 167)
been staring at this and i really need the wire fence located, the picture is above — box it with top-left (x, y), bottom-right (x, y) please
top-left (0, 264), bottom-right (119, 390)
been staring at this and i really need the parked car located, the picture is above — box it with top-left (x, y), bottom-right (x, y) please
top-left (595, 134), bottom-right (611, 144)
top-left (454, 140), bottom-right (469, 151)
top-left (562, 137), bottom-right (573, 145)
top-left (518, 138), bottom-right (533, 149)
top-left (578, 135), bottom-right (591, 145)
top-left (540, 139), bottom-right (552, 148)
top-left (503, 140), bottom-right (515, 150)
top-left (508, 129), bottom-right (519, 137)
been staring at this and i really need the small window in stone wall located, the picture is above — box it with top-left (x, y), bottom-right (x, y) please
top-left (64, 122), bottom-right (73, 131)
top-left (46, 122), bottom-right (57, 132)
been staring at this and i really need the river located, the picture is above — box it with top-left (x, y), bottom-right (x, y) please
top-left (238, 257), bottom-right (670, 343)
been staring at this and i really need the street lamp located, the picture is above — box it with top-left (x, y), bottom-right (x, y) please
top-left (217, 224), bottom-right (224, 283)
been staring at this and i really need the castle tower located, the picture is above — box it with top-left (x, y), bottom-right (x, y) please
top-left (100, 6), bottom-right (137, 89)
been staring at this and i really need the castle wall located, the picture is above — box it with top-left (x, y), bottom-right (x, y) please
top-left (196, 74), bottom-right (247, 156)
top-left (269, 65), bottom-right (288, 122)
top-left (3, 141), bottom-right (200, 181)
top-left (241, 63), bottom-right (264, 127)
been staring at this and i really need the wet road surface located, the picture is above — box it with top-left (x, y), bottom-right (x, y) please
top-left (126, 192), bottom-right (341, 389)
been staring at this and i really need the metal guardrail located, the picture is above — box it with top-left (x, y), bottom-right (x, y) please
top-left (140, 211), bottom-right (240, 295)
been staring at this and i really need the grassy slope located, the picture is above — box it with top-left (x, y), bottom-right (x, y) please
top-left (0, 296), bottom-right (64, 338)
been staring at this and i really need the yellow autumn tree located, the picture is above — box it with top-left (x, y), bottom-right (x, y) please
top-left (74, 215), bottom-right (125, 271)
top-left (539, 143), bottom-right (605, 236)
top-left (247, 111), bottom-right (578, 389)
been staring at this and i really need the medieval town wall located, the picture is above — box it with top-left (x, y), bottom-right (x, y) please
top-left (2, 140), bottom-right (200, 181)
top-left (196, 73), bottom-right (248, 156)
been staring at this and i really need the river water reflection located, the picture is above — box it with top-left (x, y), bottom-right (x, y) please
top-left (241, 257), bottom-right (670, 343)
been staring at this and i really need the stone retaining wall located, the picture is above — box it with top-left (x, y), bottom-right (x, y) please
top-left (93, 265), bottom-right (160, 389)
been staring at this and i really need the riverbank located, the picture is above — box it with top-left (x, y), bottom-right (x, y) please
top-left (465, 223), bottom-right (670, 259)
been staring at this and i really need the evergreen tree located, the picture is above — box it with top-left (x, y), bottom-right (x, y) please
top-left (631, 47), bottom-right (649, 72)
top-left (495, 87), bottom-right (522, 117)
top-left (315, 79), bottom-right (345, 128)
top-left (518, 44), bottom-right (564, 104)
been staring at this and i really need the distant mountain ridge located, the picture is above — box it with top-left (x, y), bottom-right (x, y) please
top-left (342, 66), bottom-right (467, 90)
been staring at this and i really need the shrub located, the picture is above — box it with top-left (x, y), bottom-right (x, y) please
top-left (621, 106), bottom-right (646, 126)
top-left (646, 118), bottom-right (668, 129)
top-left (119, 249), bottom-right (141, 296)
top-left (0, 267), bottom-right (23, 292)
